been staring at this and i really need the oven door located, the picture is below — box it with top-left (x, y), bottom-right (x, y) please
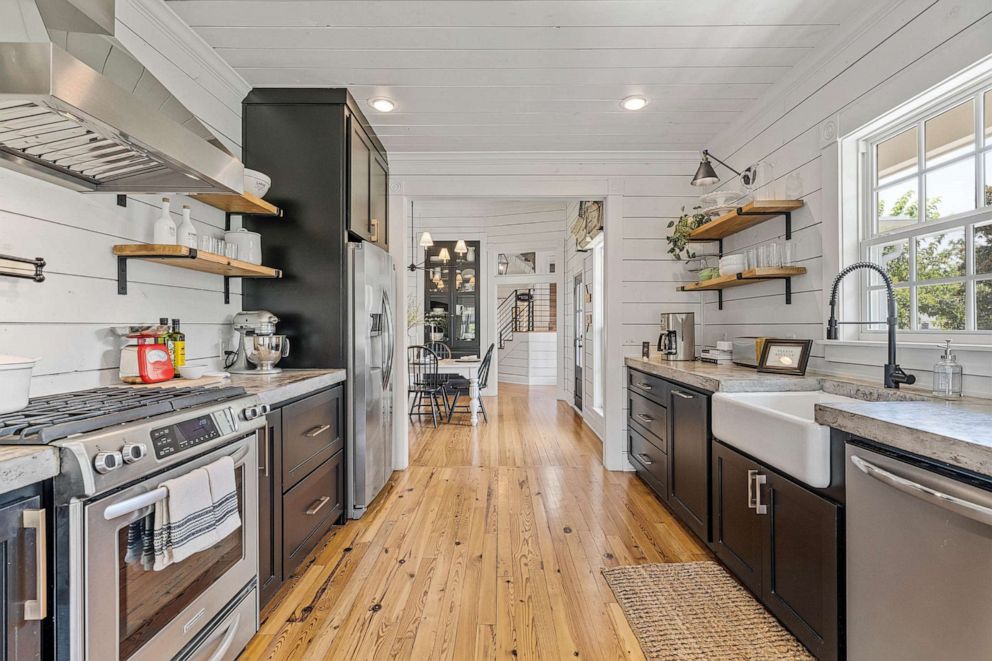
top-left (82, 432), bottom-right (258, 661)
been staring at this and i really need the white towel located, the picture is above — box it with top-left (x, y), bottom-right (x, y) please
top-left (124, 455), bottom-right (244, 572)
top-left (204, 455), bottom-right (242, 542)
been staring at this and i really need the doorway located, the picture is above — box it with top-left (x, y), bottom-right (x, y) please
top-left (573, 272), bottom-right (584, 410)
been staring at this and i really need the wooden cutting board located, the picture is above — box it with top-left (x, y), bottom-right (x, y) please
top-left (116, 375), bottom-right (230, 389)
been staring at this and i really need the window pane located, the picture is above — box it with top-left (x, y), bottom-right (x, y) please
top-left (917, 282), bottom-right (966, 330)
top-left (869, 240), bottom-right (909, 285)
top-left (876, 126), bottom-right (918, 186)
top-left (925, 100), bottom-right (975, 166)
top-left (977, 223), bottom-right (992, 275)
top-left (916, 229), bottom-right (965, 280)
top-left (985, 151), bottom-right (992, 207)
top-left (925, 158), bottom-right (975, 219)
top-left (869, 287), bottom-right (910, 330)
top-left (985, 90), bottom-right (992, 142)
top-left (978, 280), bottom-right (992, 330)
top-left (876, 181), bottom-right (919, 233)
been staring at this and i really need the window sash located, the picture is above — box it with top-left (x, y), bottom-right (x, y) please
top-left (859, 80), bottom-right (992, 336)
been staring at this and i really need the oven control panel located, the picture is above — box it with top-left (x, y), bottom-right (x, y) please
top-left (150, 408), bottom-right (237, 459)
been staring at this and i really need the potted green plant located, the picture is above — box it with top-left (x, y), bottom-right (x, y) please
top-left (666, 206), bottom-right (710, 261)
top-left (423, 310), bottom-right (447, 341)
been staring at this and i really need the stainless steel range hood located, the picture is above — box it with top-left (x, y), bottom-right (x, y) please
top-left (0, 1), bottom-right (243, 194)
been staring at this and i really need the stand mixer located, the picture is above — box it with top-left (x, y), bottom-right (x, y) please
top-left (227, 310), bottom-right (290, 374)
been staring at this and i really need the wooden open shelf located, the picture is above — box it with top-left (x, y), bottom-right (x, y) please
top-left (681, 266), bottom-right (806, 292)
top-left (193, 191), bottom-right (282, 217)
top-left (689, 200), bottom-right (803, 242)
top-left (681, 266), bottom-right (806, 310)
top-left (113, 244), bottom-right (282, 302)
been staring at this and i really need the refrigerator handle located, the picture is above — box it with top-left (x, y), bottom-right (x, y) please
top-left (382, 290), bottom-right (394, 388)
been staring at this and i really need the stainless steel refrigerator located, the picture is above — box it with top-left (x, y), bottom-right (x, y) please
top-left (347, 242), bottom-right (396, 518)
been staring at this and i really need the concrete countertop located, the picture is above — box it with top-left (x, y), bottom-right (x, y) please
top-left (0, 446), bottom-right (59, 496)
top-left (626, 356), bottom-right (992, 478)
top-left (227, 368), bottom-right (347, 406)
top-left (815, 399), bottom-right (992, 478)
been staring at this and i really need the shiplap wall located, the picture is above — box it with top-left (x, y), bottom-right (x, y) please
top-left (699, 0), bottom-right (992, 396)
top-left (0, 0), bottom-right (250, 396)
top-left (498, 332), bottom-right (557, 386)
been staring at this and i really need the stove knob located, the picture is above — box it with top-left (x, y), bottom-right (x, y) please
top-left (94, 451), bottom-right (123, 474)
top-left (242, 404), bottom-right (271, 421)
top-left (121, 443), bottom-right (147, 464)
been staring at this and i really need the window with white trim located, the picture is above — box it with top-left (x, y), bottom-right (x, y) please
top-left (861, 83), bottom-right (992, 335)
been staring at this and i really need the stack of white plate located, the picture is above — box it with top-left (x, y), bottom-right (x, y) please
top-left (719, 254), bottom-right (746, 276)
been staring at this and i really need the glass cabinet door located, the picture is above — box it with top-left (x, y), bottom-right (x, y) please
top-left (424, 241), bottom-right (480, 357)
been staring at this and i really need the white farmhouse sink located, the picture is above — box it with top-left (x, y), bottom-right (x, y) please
top-left (712, 391), bottom-right (860, 488)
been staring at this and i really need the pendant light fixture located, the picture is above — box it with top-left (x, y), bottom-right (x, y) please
top-left (406, 200), bottom-right (469, 272)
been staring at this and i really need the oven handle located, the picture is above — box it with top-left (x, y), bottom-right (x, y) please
top-left (207, 611), bottom-right (242, 661)
top-left (102, 440), bottom-right (252, 522)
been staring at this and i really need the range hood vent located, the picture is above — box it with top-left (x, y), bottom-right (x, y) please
top-left (0, 0), bottom-right (243, 194)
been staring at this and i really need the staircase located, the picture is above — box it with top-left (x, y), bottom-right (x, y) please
top-left (497, 287), bottom-right (556, 350)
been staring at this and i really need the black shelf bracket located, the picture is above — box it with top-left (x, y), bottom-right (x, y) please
top-left (0, 254), bottom-right (45, 283)
top-left (117, 249), bottom-right (199, 296)
top-left (706, 273), bottom-right (795, 311)
top-left (224, 276), bottom-right (231, 305)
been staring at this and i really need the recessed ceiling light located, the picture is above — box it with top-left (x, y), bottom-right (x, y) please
top-left (620, 96), bottom-right (648, 111)
top-left (368, 98), bottom-right (396, 112)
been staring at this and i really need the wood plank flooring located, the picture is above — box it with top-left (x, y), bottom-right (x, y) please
top-left (242, 383), bottom-right (709, 660)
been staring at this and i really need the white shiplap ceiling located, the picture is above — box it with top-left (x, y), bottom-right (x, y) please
top-left (166, 0), bottom-right (864, 152)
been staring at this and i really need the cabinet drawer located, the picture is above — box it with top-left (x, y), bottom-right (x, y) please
top-left (629, 427), bottom-right (668, 495)
top-left (627, 369), bottom-right (670, 405)
top-left (282, 386), bottom-right (343, 491)
top-left (628, 390), bottom-right (668, 448)
top-left (283, 450), bottom-right (343, 571)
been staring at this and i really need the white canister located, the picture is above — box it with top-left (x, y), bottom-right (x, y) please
top-left (224, 228), bottom-right (262, 264)
top-left (0, 355), bottom-right (38, 414)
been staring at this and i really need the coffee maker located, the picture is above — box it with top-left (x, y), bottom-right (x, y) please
top-left (657, 312), bottom-right (695, 361)
top-left (227, 310), bottom-right (289, 374)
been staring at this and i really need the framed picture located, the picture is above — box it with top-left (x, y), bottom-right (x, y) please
top-left (757, 339), bottom-right (813, 375)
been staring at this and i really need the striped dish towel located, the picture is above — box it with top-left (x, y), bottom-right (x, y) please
top-left (125, 455), bottom-right (242, 571)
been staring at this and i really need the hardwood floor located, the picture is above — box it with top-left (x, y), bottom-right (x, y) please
top-left (242, 383), bottom-right (709, 660)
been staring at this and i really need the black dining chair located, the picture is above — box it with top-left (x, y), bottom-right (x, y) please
top-left (447, 343), bottom-right (494, 424)
top-left (408, 345), bottom-right (447, 427)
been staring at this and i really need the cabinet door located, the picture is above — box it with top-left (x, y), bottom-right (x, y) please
top-left (761, 472), bottom-right (841, 661)
top-left (349, 119), bottom-right (372, 241)
top-left (711, 441), bottom-right (763, 595)
top-left (668, 387), bottom-right (710, 542)
top-left (370, 155), bottom-right (388, 249)
top-left (258, 409), bottom-right (283, 609)
top-left (0, 493), bottom-right (44, 661)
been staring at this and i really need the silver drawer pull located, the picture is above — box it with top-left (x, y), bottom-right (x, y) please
top-left (747, 469), bottom-right (757, 510)
top-left (672, 390), bottom-right (694, 399)
top-left (851, 455), bottom-right (992, 527)
top-left (305, 496), bottom-right (331, 516)
top-left (637, 383), bottom-right (653, 390)
top-left (636, 413), bottom-right (654, 423)
top-left (305, 424), bottom-right (332, 438)
top-left (754, 473), bottom-right (767, 515)
top-left (23, 508), bottom-right (47, 621)
top-left (637, 453), bottom-right (654, 466)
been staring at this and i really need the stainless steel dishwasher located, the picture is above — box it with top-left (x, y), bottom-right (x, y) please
top-left (846, 442), bottom-right (992, 660)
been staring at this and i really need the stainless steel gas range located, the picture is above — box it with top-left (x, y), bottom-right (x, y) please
top-left (0, 385), bottom-right (269, 661)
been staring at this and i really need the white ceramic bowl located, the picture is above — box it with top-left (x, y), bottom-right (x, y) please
top-left (244, 169), bottom-right (271, 198)
top-left (0, 355), bottom-right (38, 414)
top-left (719, 255), bottom-right (746, 277)
top-left (179, 364), bottom-right (208, 380)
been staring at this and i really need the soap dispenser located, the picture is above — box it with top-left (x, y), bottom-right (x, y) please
top-left (932, 339), bottom-right (963, 398)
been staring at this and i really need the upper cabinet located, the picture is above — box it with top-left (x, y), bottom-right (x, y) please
top-left (348, 117), bottom-right (389, 250)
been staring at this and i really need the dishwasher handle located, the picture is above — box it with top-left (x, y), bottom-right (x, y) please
top-left (851, 454), bottom-right (992, 527)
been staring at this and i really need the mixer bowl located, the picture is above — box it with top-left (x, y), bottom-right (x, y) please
top-left (246, 334), bottom-right (290, 373)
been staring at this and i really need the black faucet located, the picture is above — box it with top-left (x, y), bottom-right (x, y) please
top-left (826, 261), bottom-right (916, 389)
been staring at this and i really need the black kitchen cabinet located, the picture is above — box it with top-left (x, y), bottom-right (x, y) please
top-left (668, 386), bottom-right (710, 542)
top-left (258, 408), bottom-right (283, 608)
top-left (711, 441), bottom-right (841, 661)
top-left (423, 241), bottom-right (481, 358)
top-left (0, 485), bottom-right (47, 661)
top-left (711, 440), bottom-right (762, 594)
top-left (243, 89), bottom-right (388, 369)
top-left (257, 385), bottom-right (345, 610)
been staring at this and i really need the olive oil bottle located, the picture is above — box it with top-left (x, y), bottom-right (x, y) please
top-left (167, 318), bottom-right (186, 376)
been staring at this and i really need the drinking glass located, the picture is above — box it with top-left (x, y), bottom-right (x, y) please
top-left (782, 240), bottom-right (795, 266)
top-left (766, 242), bottom-right (781, 268)
top-left (745, 247), bottom-right (757, 271)
top-left (225, 242), bottom-right (238, 260)
top-left (199, 234), bottom-right (214, 254)
top-left (216, 239), bottom-right (226, 258)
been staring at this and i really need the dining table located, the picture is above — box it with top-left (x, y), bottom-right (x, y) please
top-left (436, 357), bottom-right (484, 426)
